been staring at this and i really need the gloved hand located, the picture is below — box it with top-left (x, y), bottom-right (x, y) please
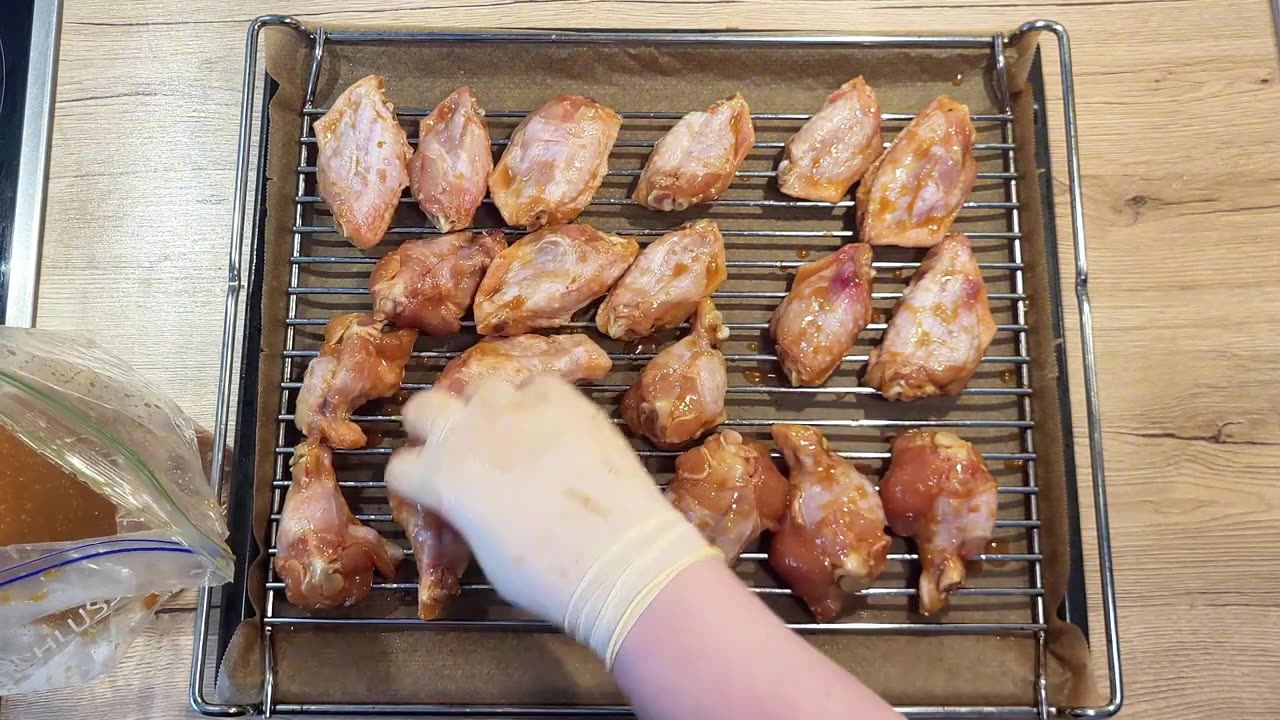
top-left (386, 375), bottom-right (717, 667)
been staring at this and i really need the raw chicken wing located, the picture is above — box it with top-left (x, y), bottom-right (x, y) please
top-left (388, 492), bottom-right (470, 620)
top-left (369, 230), bottom-right (506, 335)
top-left (879, 430), bottom-right (997, 615)
top-left (770, 243), bottom-right (875, 387)
top-left (633, 93), bottom-right (755, 211)
top-left (865, 234), bottom-right (994, 400)
top-left (768, 424), bottom-right (891, 622)
top-left (856, 96), bottom-right (975, 247)
top-left (314, 75), bottom-right (412, 249)
top-left (435, 333), bottom-right (612, 396)
top-left (596, 219), bottom-right (727, 340)
top-left (409, 86), bottom-right (492, 232)
top-left (473, 223), bottom-right (638, 336)
top-left (295, 314), bottom-right (418, 449)
top-left (667, 429), bottom-right (788, 563)
top-left (621, 299), bottom-right (728, 448)
top-left (274, 440), bottom-right (403, 609)
top-left (777, 77), bottom-right (883, 203)
top-left (489, 95), bottom-right (621, 229)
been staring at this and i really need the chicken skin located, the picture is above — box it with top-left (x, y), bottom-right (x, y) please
top-left (768, 424), bottom-right (891, 622)
top-left (777, 77), bottom-right (883, 203)
top-left (274, 440), bottom-right (403, 609)
top-left (770, 243), bottom-right (875, 387)
top-left (409, 86), bottom-right (492, 232)
top-left (856, 96), bottom-right (976, 248)
top-left (667, 430), bottom-right (789, 563)
top-left (633, 93), bottom-right (755, 211)
top-left (489, 94), bottom-right (621, 229)
top-left (369, 230), bottom-right (506, 335)
top-left (473, 223), bottom-right (638, 336)
top-left (864, 234), bottom-right (994, 400)
top-left (314, 75), bottom-right (412, 249)
top-left (621, 299), bottom-right (728, 448)
top-left (295, 314), bottom-right (418, 449)
top-left (388, 492), bottom-right (470, 620)
top-left (879, 431), bottom-right (998, 616)
top-left (596, 219), bottom-right (727, 340)
top-left (434, 333), bottom-right (612, 397)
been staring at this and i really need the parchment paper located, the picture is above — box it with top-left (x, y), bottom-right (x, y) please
top-left (217, 24), bottom-right (1102, 712)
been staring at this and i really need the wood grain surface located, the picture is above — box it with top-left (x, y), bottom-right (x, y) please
top-left (5, 1), bottom-right (1279, 718)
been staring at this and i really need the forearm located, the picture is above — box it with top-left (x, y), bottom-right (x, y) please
top-left (612, 557), bottom-right (903, 720)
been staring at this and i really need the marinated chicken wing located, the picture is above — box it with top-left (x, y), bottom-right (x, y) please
top-left (768, 424), bottom-right (891, 622)
top-left (667, 430), bottom-right (788, 563)
top-left (633, 94), bottom-right (755, 211)
top-left (473, 223), bottom-right (638, 336)
top-left (489, 95), bottom-right (621, 229)
top-left (274, 440), bottom-right (403, 609)
top-left (880, 430), bottom-right (997, 616)
top-left (856, 96), bottom-right (976, 247)
top-left (770, 243), bottom-right (875, 387)
top-left (409, 86), bottom-right (492, 232)
top-left (388, 492), bottom-right (470, 620)
top-left (435, 333), bottom-right (612, 396)
top-left (778, 77), bottom-right (883, 203)
top-left (314, 75), bottom-right (413, 249)
top-left (294, 314), bottom-right (418, 449)
top-left (864, 234), bottom-right (994, 400)
top-left (369, 230), bottom-right (506, 335)
top-left (621, 299), bottom-right (728, 448)
top-left (596, 219), bottom-right (727, 340)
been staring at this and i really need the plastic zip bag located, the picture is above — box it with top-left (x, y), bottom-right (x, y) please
top-left (0, 327), bottom-right (233, 693)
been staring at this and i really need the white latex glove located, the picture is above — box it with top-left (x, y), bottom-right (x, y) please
top-left (386, 375), bottom-right (717, 666)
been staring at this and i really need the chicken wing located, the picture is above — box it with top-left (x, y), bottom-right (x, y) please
top-left (596, 219), bottom-right (727, 340)
top-left (369, 230), bottom-right (506, 335)
top-left (409, 86), bottom-right (492, 232)
top-left (489, 94), bottom-right (621, 229)
top-left (435, 333), bottom-right (612, 396)
top-left (274, 440), bottom-right (403, 609)
top-left (621, 299), bottom-right (728, 448)
top-left (295, 314), bottom-right (418, 449)
top-left (864, 234), bottom-right (994, 400)
top-left (770, 243), bottom-right (875, 387)
top-left (777, 77), bottom-right (883, 203)
top-left (768, 424), bottom-right (891, 622)
top-left (473, 223), bottom-right (638, 336)
top-left (633, 93), bottom-right (755, 211)
top-left (313, 75), bottom-right (413, 249)
top-left (856, 95), bottom-right (976, 247)
top-left (388, 492), bottom-right (470, 620)
top-left (667, 429), bottom-right (788, 564)
top-left (879, 430), bottom-right (997, 616)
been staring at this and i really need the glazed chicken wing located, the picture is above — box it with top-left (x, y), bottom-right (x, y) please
top-left (314, 75), bottom-right (413, 249)
top-left (596, 219), bottom-right (727, 340)
top-left (434, 333), bottom-right (612, 396)
top-left (388, 492), bottom-right (470, 620)
top-left (489, 94), bottom-right (621, 229)
top-left (369, 230), bottom-right (506, 335)
top-left (770, 243), bottom-right (875, 387)
top-left (865, 234), bottom-right (994, 400)
top-left (633, 93), bottom-right (755, 211)
top-left (274, 440), bottom-right (403, 609)
top-left (409, 86), bottom-right (492, 232)
top-left (880, 430), bottom-right (997, 616)
top-left (621, 299), bottom-right (728, 448)
top-left (777, 77), bottom-right (883, 203)
top-left (295, 313), bottom-right (418, 449)
top-left (473, 223), bottom-right (638, 336)
top-left (856, 95), bottom-right (976, 247)
top-left (768, 424), bottom-right (891, 622)
top-left (667, 429), bottom-right (788, 564)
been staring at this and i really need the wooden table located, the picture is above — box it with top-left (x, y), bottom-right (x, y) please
top-left (5, 2), bottom-right (1278, 718)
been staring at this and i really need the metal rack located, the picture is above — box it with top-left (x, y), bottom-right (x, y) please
top-left (191, 16), bottom-right (1121, 720)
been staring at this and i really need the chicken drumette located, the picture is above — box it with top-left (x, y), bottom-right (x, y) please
top-left (388, 493), bottom-right (470, 620)
top-left (769, 424), bottom-right (891, 622)
top-left (369, 230), bottom-right (506, 335)
top-left (879, 430), bottom-right (998, 616)
top-left (633, 94), bottom-right (755, 211)
top-left (409, 86), bottom-right (492, 232)
top-left (777, 77), bottom-right (883, 203)
top-left (434, 333), bottom-right (612, 397)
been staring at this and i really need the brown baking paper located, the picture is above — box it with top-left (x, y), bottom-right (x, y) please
top-left (215, 24), bottom-right (1102, 712)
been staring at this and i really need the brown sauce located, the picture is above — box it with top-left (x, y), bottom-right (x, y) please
top-left (0, 427), bottom-right (117, 546)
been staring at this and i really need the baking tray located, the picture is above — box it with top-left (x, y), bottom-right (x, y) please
top-left (190, 16), bottom-right (1121, 719)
